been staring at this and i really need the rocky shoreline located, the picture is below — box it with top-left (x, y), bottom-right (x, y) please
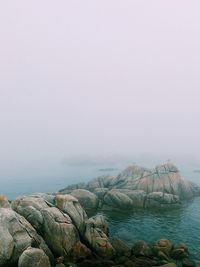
top-left (0, 193), bottom-right (198, 267)
top-left (0, 163), bottom-right (199, 267)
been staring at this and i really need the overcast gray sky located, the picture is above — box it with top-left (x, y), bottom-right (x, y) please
top-left (0, 1), bottom-right (200, 178)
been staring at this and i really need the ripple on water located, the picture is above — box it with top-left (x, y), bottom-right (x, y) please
top-left (96, 197), bottom-right (200, 260)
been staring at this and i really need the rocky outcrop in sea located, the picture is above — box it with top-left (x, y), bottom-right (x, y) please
top-left (0, 192), bottom-right (198, 267)
top-left (0, 162), bottom-right (199, 266)
top-left (59, 162), bottom-right (200, 211)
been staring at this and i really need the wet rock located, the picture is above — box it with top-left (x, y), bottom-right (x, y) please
top-left (55, 264), bottom-right (66, 267)
top-left (131, 240), bottom-right (152, 257)
top-left (159, 263), bottom-right (177, 267)
top-left (111, 236), bottom-right (131, 257)
top-left (171, 244), bottom-right (188, 259)
top-left (70, 189), bottom-right (99, 210)
top-left (84, 215), bottom-right (115, 258)
top-left (182, 258), bottom-right (196, 267)
top-left (76, 259), bottom-right (115, 267)
top-left (18, 247), bottom-right (51, 267)
top-left (153, 239), bottom-right (172, 260)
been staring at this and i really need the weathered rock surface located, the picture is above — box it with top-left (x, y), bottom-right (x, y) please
top-left (18, 247), bottom-right (51, 267)
top-left (145, 192), bottom-right (180, 208)
top-left (131, 240), bottom-right (152, 257)
top-left (0, 208), bottom-right (53, 267)
top-left (59, 162), bottom-right (200, 210)
top-left (84, 215), bottom-right (115, 259)
top-left (0, 192), bottom-right (198, 267)
top-left (103, 189), bottom-right (133, 210)
top-left (0, 195), bottom-right (10, 208)
top-left (11, 196), bottom-right (79, 258)
top-left (70, 189), bottom-right (99, 210)
top-left (71, 241), bottom-right (91, 262)
top-left (111, 236), bottom-right (131, 257)
top-left (55, 194), bottom-right (88, 235)
top-left (153, 239), bottom-right (173, 260)
top-left (112, 163), bottom-right (196, 199)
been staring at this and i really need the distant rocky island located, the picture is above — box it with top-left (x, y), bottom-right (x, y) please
top-left (60, 162), bottom-right (200, 211)
top-left (193, 170), bottom-right (200, 173)
top-left (0, 162), bottom-right (199, 266)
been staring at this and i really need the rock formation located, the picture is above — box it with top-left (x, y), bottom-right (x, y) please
top-left (0, 192), bottom-right (197, 267)
top-left (60, 162), bottom-right (200, 210)
top-left (0, 162), bottom-right (199, 266)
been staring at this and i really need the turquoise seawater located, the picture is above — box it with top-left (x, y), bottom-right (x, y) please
top-left (96, 197), bottom-right (200, 260)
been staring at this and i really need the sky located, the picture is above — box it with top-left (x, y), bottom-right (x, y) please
top-left (0, 1), bottom-right (200, 179)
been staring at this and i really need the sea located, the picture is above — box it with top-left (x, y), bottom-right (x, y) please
top-left (1, 162), bottom-right (200, 261)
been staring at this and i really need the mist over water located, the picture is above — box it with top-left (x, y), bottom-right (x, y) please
top-left (0, 1), bottom-right (200, 262)
top-left (3, 154), bottom-right (200, 200)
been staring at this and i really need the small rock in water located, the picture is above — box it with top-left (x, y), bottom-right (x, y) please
top-left (159, 263), bottom-right (177, 267)
top-left (182, 258), bottom-right (196, 267)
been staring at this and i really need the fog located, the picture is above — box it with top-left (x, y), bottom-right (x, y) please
top-left (0, 1), bottom-right (200, 180)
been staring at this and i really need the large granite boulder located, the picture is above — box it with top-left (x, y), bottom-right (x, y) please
top-left (84, 215), bottom-right (115, 259)
top-left (70, 189), bottom-right (99, 210)
top-left (18, 247), bottom-right (51, 267)
top-left (11, 196), bottom-right (79, 259)
top-left (105, 189), bottom-right (146, 209)
top-left (113, 163), bottom-right (197, 200)
top-left (0, 208), bottom-right (53, 267)
top-left (145, 192), bottom-right (181, 208)
top-left (55, 194), bottom-right (88, 235)
top-left (103, 189), bottom-right (133, 210)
